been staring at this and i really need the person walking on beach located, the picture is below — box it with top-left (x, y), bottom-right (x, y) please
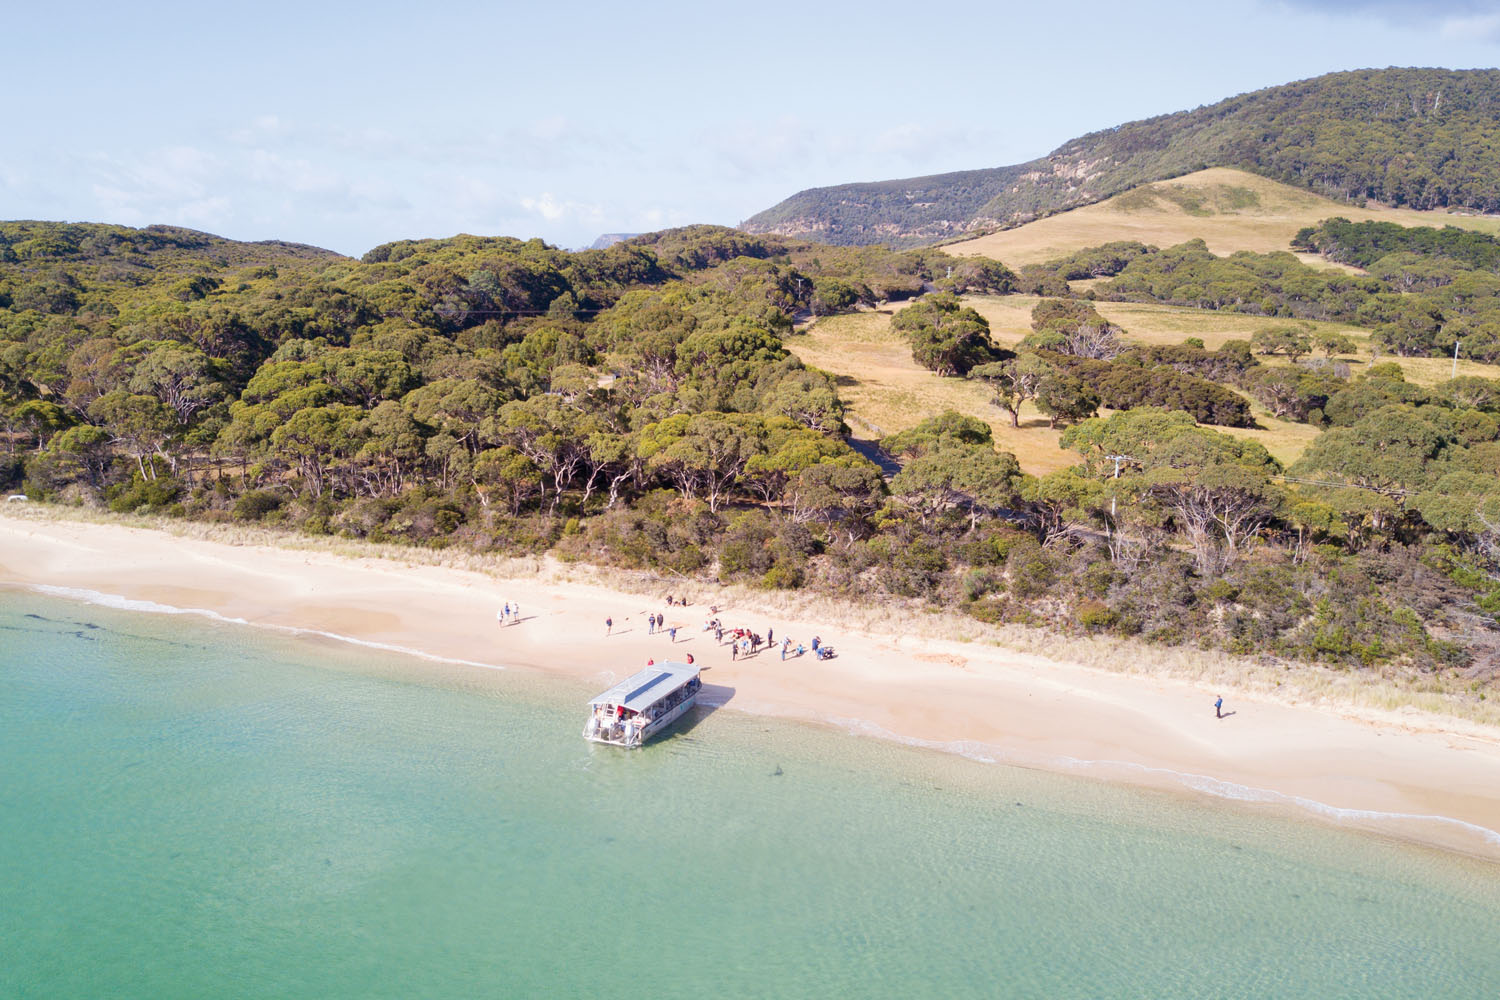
top-left (780, 637), bottom-right (789, 661)
top-left (512, 602), bottom-right (520, 624)
top-left (767, 627), bottom-right (774, 646)
top-left (731, 641), bottom-right (737, 661)
top-left (496, 606), bottom-right (505, 628)
top-left (606, 617), bottom-right (613, 636)
top-left (648, 615), bottom-right (655, 635)
top-left (669, 626), bottom-right (678, 643)
top-left (1215, 695), bottom-right (1224, 719)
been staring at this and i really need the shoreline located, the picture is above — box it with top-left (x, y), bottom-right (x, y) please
top-left (4, 509), bottom-right (1500, 862)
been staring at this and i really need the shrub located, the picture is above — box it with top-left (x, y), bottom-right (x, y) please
top-left (1076, 600), bottom-right (1118, 631)
top-left (761, 564), bottom-right (804, 589)
top-left (106, 475), bottom-right (183, 513)
top-left (233, 490), bottom-right (285, 521)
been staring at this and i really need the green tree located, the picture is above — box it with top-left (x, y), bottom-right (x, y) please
top-left (269, 404), bottom-right (366, 498)
top-left (882, 411), bottom-right (993, 458)
top-left (39, 423), bottom-right (114, 489)
top-left (1314, 331), bottom-right (1357, 357)
top-left (742, 418), bottom-right (859, 504)
top-left (637, 412), bottom-right (767, 512)
top-left (1250, 325), bottom-right (1313, 361)
top-left (1023, 468), bottom-right (1108, 547)
top-left (90, 392), bottom-right (174, 480)
top-left (356, 400), bottom-right (427, 496)
top-left (127, 341), bottom-right (223, 425)
top-left (473, 446), bottom-right (544, 514)
top-left (760, 369), bottom-right (843, 433)
top-left (1033, 371), bottom-right (1099, 429)
top-left (893, 293), bottom-right (997, 376)
top-left (1062, 408), bottom-right (1282, 574)
top-left (788, 462), bottom-right (886, 542)
top-left (969, 354), bottom-right (1051, 428)
top-left (11, 399), bottom-right (71, 452)
top-left (889, 442), bottom-right (1020, 529)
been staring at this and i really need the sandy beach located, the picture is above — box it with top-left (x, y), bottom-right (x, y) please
top-left (4, 509), bottom-right (1499, 862)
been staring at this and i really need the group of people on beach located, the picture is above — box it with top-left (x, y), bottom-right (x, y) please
top-left (604, 595), bottom-right (706, 644)
top-left (646, 613), bottom-right (679, 642)
top-left (495, 602), bottom-right (521, 627)
top-left (702, 617), bottom-right (830, 662)
top-left (599, 596), bottom-right (834, 668)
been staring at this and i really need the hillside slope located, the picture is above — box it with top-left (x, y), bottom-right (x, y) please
top-left (0, 220), bottom-right (342, 267)
top-left (944, 168), bottom-right (1500, 268)
top-left (743, 67), bottom-right (1500, 247)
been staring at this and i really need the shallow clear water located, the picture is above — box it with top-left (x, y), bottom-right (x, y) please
top-left (2, 590), bottom-right (1497, 998)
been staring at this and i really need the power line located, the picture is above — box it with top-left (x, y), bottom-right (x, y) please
top-left (1274, 474), bottom-right (1407, 497)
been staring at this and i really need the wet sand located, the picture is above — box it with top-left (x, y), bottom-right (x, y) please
top-left (3, 511), bottom-right (1499, 860)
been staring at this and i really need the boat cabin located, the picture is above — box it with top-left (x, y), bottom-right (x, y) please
top-left (584, 662), bottom-right (702, 747)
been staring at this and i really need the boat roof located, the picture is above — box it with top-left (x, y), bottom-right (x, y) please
top-left (588, 662), bottom-right (699, 712)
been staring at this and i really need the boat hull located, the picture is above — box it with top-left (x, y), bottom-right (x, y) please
top-left (583, 692), bottom-right (698, 748)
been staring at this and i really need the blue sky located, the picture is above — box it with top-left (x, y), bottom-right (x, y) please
top-left (4, 0), bottom-right (1498, 255)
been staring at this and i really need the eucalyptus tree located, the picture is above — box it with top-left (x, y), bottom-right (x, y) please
top-left (637, 412), bottom-right (768, 512)
top-left (893, 293), bottom-right (998, 377)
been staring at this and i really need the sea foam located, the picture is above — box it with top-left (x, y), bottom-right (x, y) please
top-left (27, 584), bottom-right (505, 672)
top-left (825, 714), bottom-right (1500, 851)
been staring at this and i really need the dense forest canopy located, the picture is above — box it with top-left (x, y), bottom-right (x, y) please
top-left (3, 217), bottom-right (1499, 685)
top-left (743, 68), bottom-right (1500, 247)
top-left (1292, 217), bottom-right (1500, 271)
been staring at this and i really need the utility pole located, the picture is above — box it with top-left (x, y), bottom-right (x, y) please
top-left (1453, 338), bottom-right (1462, 379)
top-left (1104, 454), bottom-right (1132, 519)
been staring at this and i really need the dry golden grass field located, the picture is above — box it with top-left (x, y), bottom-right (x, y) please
top-left (795, 292), bottom-right (1500, 475)
top-left (788, 309), bottom-right (1082, 474)
top-left (943, 167), bottom-right (1500, 269)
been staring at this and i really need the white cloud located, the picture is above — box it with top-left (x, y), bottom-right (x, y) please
top-left (1279, 1), bottom-right (1492, 15)
top-left (519, 192), bottom-right (605, 225)
top-left (1440, 12), bottom-right (1500, 40)
top-left (1272, 0), bottom-right (1500, 37)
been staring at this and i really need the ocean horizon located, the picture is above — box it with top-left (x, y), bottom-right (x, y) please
top-left (3, 587), bottom-right (1498, 998)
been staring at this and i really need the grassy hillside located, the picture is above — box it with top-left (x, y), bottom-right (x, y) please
top-left (789, 293), bottom-right (1500, 474)
top-left (943, 168), bottom-right (1500, 269)
top-left (788, 307), bottom-right (1082, 475)
top-left (744, 68), bottom-right (1500, 247)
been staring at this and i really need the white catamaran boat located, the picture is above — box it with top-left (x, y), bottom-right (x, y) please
top-left (583, 662), bottom-right (702, 747)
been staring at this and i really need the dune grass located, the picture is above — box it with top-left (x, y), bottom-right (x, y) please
top-left (944, 167), bottom-right (1500, 269)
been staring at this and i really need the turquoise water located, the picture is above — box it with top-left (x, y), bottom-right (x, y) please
top-left (2, 590), bottom-right (1498, 998)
